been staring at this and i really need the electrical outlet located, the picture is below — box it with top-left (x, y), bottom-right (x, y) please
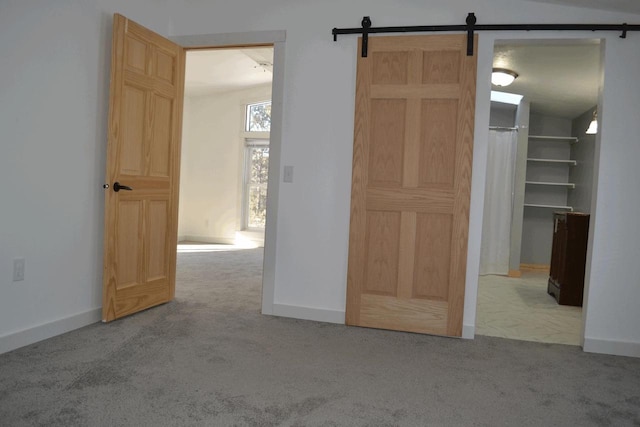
top-left (13, 258), bottom-right (25, 282)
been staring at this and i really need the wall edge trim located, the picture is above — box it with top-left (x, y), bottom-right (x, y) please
top-left (271, 304), bottom-right (345, 324)
top-left (462, 323), bottom-right (475, 339)
top-left (0, 308), bottom-right (101, 355)
top-left (583, 336), bottom-right (640, 358)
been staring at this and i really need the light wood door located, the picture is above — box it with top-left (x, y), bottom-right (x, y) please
top-left (102, 14), bottom-right (185, 322)
top-left (346, 34), bottom-right (477, 337)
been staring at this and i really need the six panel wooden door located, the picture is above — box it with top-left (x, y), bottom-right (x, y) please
top-left (102, 14), bottom-right (185, 322)
top-left (346, 35), bottom-right (477, 337)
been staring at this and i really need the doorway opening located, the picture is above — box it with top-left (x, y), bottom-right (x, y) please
top-left (176, 46), bottom-right (274, 310)
top-left (477, 39), bottom-right (602, 346)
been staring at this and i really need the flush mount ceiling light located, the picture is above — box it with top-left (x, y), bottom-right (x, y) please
top-left (491, 68), bottom-right (518, 87)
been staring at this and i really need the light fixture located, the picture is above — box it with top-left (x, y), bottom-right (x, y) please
top-left (253, 61), bottom-right (273, 73)
top-left (491, 68), bottom-right (518, 87)
top-left (586, 110), bottom-right (598, 135)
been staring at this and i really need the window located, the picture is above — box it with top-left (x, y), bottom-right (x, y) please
top-left (243, 101), bottom-right (271, 229)
top-left (244, 140), bottom-right (269, 229)
top-left (245, 101), bottom-right (271, 132)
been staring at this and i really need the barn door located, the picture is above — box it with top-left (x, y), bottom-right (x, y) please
top-left (346, 34), bottom-right (477, 336)
top-left (102, 14), bottom-right (185, 322)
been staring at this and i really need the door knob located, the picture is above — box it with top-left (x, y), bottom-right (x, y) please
top-left (113, 182), bottom-right (133, 192)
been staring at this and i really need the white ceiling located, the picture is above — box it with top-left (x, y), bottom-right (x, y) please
top-left (184, 47), bottom-right (274, 96)
top-left (522, 0), bottom-right (640, 14)
top-left (492, 41), bottom-right (601, 118)
top-left (187, 40), bottom-right (602, 119)
top-left (498, 0), bottom-right (637, 118)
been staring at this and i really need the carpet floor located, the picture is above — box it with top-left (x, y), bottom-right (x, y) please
top-left (1, 247), bottom-right (639, 426)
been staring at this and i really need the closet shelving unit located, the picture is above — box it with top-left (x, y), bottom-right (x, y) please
top-left (524, 135), bottom-right (578, 212)
top-left (528, 135), bottom-right (578, 142)
top-left (525, 181), bottom-right (576, 188)
top-left (527, 158), bottom-right (577, 165)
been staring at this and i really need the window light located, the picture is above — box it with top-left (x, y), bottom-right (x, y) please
top-left (491, 91), bottom-right (523, 105)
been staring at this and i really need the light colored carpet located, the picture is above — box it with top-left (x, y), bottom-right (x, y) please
top-left (1, 247), bottom-right (640, 426)
top-left (477, 272), bottom-right (582, 345)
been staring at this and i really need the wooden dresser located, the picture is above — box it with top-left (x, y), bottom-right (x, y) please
top-left (547, 212), bottom-right (590, 306)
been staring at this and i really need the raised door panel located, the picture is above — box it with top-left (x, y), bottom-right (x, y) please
top-left (419, 100), bottom-right (458, 187)
top-left (150, 94), bottom-right (172, 177)
top-left (368, 100), bottom-right (406, 187)
top-left (422, 51), bottom-right (461, 84)
top-left (371, 51), bottom-right (409, 84)
top-left (155, 49), bottom-right (176, 84)
top-left (125, 36), bottom-right (148, 73)
top-left (363, 211), bottom-right (401, 296)
top-left (116, 201), bottom-right (142, 289)
top-left (147, 199), bottom-right (168, 281)
top-left (413, 213), bottom-right (453, 300)
top-left (120, 86), bottom-right (145, 175)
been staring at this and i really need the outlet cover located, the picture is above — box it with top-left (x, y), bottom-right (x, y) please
top-left (13, 258), bottom-right (25, 282)
top-left (283, 165), bottom-right (294, 183)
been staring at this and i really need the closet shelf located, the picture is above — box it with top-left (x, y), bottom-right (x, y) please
top-left (529, 135), bottom-right (578, 143)
top-left (526, 181), bottom-right (576, 189)
top-left (527, 158), bottom-right (577, 165)
top-left (524, 203), bottom-right (574, 212)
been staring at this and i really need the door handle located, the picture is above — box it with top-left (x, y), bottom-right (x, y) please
top-left (113, 182), bottom-right (133, 192)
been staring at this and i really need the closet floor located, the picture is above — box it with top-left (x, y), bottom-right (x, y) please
top-left (476, 271), bottom-right (582, 346)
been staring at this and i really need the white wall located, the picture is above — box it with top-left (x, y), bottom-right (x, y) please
top-left (2, 0), bottom-right (640, 357)
top-left (489, 102), bottom-right (516, 127)
top-left (582, 39), bottom-right (640, 357)
top-left (168, 0), bottom-right (640, 356)
top-left (0, 0), bottom-right (173, 353)
top-left (178, 84), bottom-right (272, 244)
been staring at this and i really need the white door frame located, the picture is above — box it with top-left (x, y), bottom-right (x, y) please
top-left (466, 33), bottom-right (604, 346)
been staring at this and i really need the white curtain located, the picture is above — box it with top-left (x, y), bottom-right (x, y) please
top-left (480, 129), bottom-right (518, 275)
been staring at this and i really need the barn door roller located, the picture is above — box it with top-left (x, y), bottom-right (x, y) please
top-left (332, 12), bottom-right (640, 57)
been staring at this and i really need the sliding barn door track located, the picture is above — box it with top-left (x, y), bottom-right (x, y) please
top-left (332, 13), bottom-right (640, 57)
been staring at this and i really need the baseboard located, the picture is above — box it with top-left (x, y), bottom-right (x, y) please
top-left (583, 337), bottom-right (640, 358)
top-left (0, 308), bottom-right (101, 355)
top-left (179, 235), bottom-right (236, 245)
top-left (462, 323), bottom-right (475, 339)
top-left (271, 306), bottom-right (477, 338)
top-left (520, 263), bottom-right (550, 272)
top-left (508, 269), bottom-right (522, 278)
top-left (271, 303), bottom-right (345, 324)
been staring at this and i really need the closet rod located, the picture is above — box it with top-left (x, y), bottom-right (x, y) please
top-left (332, 13), bottom-right (640, 57)
top-left (489, 126), bottom-right (518, 131)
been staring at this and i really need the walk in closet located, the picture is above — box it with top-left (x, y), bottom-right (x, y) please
top-left (477, 40), bottom-right (600, 344)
